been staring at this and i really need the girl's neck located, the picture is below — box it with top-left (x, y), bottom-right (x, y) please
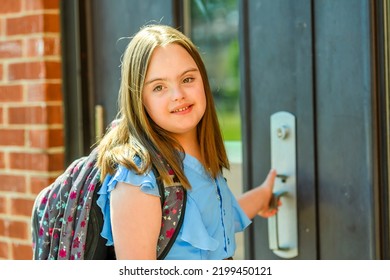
top-left (173, 133), bottom-right (202, 163)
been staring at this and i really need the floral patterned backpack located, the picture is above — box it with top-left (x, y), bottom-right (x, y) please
top-left (31, 147), bottom-right (186, 260)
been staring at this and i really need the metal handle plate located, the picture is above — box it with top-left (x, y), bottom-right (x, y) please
top-left (268, 111), bottom-right (298, 258)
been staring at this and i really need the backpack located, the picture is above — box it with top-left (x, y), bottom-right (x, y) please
top-left (31, 147), bottom-right (186, 260)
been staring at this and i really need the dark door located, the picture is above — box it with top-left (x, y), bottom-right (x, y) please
top-left (240, 0), bottom-right (386, 259)
top-left (61, 0), bottom-right (389, 259)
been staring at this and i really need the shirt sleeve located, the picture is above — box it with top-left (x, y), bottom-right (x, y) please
top-left (96, 164), bottom-right (160, 246)
top-left (231, 197), bottom-right (252, 233)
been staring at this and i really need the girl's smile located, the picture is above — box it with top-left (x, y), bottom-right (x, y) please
top-left (170, 104), bottom-right (192, 114)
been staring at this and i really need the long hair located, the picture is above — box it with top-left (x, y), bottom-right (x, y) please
top-left (96, 24), bottom-right (229, 189)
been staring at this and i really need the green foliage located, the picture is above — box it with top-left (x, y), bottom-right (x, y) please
top-left (218, 111), bottom-right (241, 141)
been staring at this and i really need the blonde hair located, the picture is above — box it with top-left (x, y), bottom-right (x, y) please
top-left (96, 24), bottom-right (229, 189)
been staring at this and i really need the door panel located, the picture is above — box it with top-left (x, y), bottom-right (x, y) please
top-left (239, 0), bottom-right (316, 260)
top-left (314, 0), bottom-right (377, 259)
top-left (240, 0), bottom-right (380, 259)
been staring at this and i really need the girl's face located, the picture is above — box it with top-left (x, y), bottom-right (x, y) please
top-left (142, 44), bottom-right (206, 142)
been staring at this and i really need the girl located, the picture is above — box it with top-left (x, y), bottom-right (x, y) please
top-left (96, 24), bottom-right (278, 260)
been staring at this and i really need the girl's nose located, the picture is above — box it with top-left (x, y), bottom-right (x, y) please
top-left (170, 86), bottom-right (185, 101)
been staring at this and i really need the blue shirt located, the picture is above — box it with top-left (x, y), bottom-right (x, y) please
top-left (96, 153), bottom-right (251, 260)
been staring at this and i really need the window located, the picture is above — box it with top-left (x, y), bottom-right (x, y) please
top-left (183, 0), bottom-right (245, 259)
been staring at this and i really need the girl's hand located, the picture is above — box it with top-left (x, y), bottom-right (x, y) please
top-left (238, 169), bottom-right (282, 219)
top-left (257, 169), bottom-right (280, 218)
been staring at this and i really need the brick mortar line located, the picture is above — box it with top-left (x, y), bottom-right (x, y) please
top-left (0, 169), bottom-right (64, 177)
top-left (0, 191), bottom-right (39, 199)
top-left (0, 79), bottom-right (62, 85)
top-left (0, 146), bottom-right (65, 153)
top-left (0, 33), bottom-right (61, 41)
top-left (0, 170), bottom-right (64, 178)
top-left (0, 101), bottom-right (64, 106)
top-left (0, 57), bottom-right (62, 63)
top-left (0, 214), bottom-right (32, 222)
top-left (0, 10), bottom-right (59, 18)
top-left (2, 32), bottom-right (60, 37)
top-left (0, 124), bottom-right (64, 129)
top-left (0, 236), bottom-right (33, 246)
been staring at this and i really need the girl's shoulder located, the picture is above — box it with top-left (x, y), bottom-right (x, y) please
top-left (102, 161), bottom-right (160, 198)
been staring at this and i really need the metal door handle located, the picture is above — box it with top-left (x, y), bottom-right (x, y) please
top-left (95, 105), bottom-right (104, 140)
top-left (268, 111), bottom-right (298, 258)
top-left (269, 189), bottom-right (287, 210)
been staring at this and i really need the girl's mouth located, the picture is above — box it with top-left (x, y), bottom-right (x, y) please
top-left (171, 105), bottom-right (192, 113)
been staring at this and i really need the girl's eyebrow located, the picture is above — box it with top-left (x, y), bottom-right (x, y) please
top-left (144, 68), bottom-right (199, 85)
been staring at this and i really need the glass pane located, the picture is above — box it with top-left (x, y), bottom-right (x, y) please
top-left (187, 0), bottom-right (241, 141)
top-left (185, 0), bottom-right (245, 260)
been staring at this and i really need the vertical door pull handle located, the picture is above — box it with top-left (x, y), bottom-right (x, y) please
top-left (269, 190), bottom-right (287, 210)
top-left (268, 191), bottom-right (288, 251)
top-left (95, 105), bottom-right (104, 140)
top-left (268, 111), bottom-right (298, 259)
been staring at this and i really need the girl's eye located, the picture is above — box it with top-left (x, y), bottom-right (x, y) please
top-left (153, 85), bottom-right (163, 92)
top-left (183, 77), bottom-right (194, 83)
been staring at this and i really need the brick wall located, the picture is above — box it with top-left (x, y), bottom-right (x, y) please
top-left (0, 0), bottom-right (64, 260)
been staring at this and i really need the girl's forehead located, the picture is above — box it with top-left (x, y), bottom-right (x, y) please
top-left (152, 43), bottom-right (188, 56)
top-left (146, 44), bottom-right (198, 75)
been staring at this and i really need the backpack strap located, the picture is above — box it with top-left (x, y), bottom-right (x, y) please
top-left (152, 164), bottom-right (187, 260)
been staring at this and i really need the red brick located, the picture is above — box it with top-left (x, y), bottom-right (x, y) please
top-left (9, 106), bottom-right (45, 124)
top-left (0, 63), bottom-right (3, 80)
top-left (0, 0), bottom-right (22, 14)
top-left (9, 152), bottom-right (63, 172)
top-left (25, 0), bottom-right (60, 11)
top-left (45, 61), bottom-right (62, 79)
top-left (27, 82), bottom-right (62, 102)
top-left (12, 242), bottom-right (33, 260)
top-left (0, 219), bottom-right (5, 235)
top-left (8, 105), bottom-right (63, 125)
top-left (31, 176), bottom-right (57, 194)
top-left (28, 129), bottom-right (47, 148)
top-left (0, 175), bottom-right (26, 193)
top-left (26, 37), bottom-right (61, 57)
top-left (8, 220), bottom-right (29, 239)
top-left (0, 197), bottom-right (6, 214)
top-left (0, 85), bottom-right (23, 102)
top-left (49, 152), bottom-right (64, 171)
top-left (0, 40), bottom-right (23, 58)
top-left (0, 219), bottom-right (30, 240)
top-left (0, 129), bottom-right (24, 146)
top-left (8, 61), bottom-right (62, 81)
top-left (0, 241), bottom-right (9, 259)
top-left (28, 128), bottom-right (63, 148)
top-left (9, 152), bottom-right (48, 171)
top-left (0, 107), bottom-right (3, 124)
top-left (47, 105), bottom-right (63, 124)
top-left (49, 128), bottom-right (64, 147)
top-left (6, 14), bottom-right (60, 35)
top-left (11, 198), bottom-right (34, 217)
top-left (8, 61), bottom-right (46, 80)
top-left (0, 152), bottom-right (5, 168)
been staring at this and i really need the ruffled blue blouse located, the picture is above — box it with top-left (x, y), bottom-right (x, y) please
top-left (96, 153), bottom-right (251, 260)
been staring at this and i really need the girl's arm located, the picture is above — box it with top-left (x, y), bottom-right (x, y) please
top-left (110, 181), bottom-right (161, 259)
top-left (238, 169), bottom-right (278, 220)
